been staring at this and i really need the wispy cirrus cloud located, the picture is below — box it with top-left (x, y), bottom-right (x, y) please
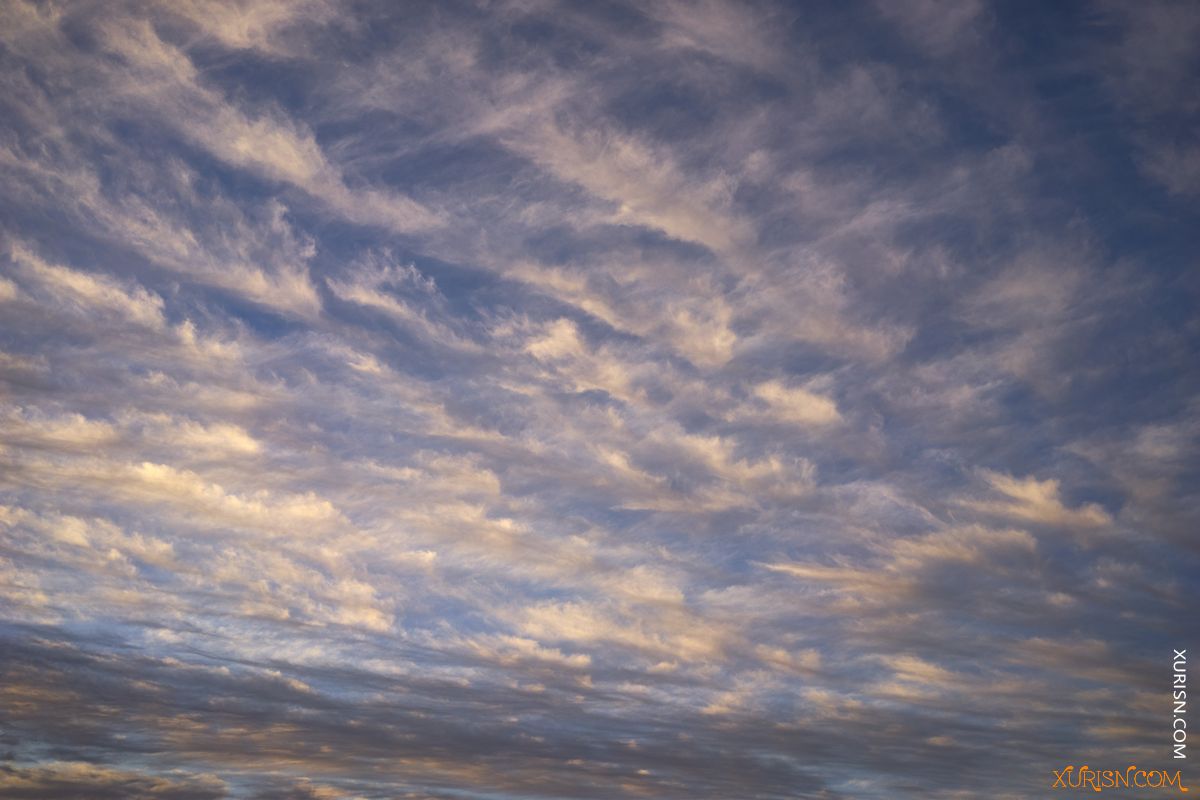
top-left (0, 1), bottom-right (1196, 798)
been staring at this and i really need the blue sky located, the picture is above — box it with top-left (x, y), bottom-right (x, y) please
top-left (0, 1), bottom-right (1197, 798)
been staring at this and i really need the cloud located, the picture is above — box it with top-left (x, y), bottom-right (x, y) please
top-left (875, 0), bottom-right (986, 56)
top-left (748, 379), bottom-right (841, 425)
top-left (326, 252), bottom-right (479, 351)
top-left (165, 0), bottom-right (339, 55)
top-left (0, 1), bottom-right (1195, 798)
top-left (960, 470), bottom-right (1112, 529)
top-left (509, 122), bottom-right (753, 255)
top-left (7, 243), bottom-right (167, 330)
top-left (0, 763), bottom-right (226, 800)
top-left (517, 600), bottom-right (730, 662)
top-left (94, 15), bottom-right (442, 233)
top-left (5, 454), bottom-right (344, 537)
top-left (504, 260), bottom-right (741, 368)
top-left (648, 0), bottom-right (789, 72)
top-left (1094, 1), bottom-right (1200, 195)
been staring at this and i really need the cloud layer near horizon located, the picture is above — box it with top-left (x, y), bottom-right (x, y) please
top-left (1, 1), bottom-right (1198, 798)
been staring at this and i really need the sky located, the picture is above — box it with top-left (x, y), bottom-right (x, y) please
top-left (0, 0), bottom-right (1198, 798)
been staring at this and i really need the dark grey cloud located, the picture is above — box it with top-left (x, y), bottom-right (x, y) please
top-left (0, 762), bottom-right (226, 800)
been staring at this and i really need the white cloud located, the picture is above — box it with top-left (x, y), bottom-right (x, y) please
top-left (961, 471), bottom-right (1112, 529)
